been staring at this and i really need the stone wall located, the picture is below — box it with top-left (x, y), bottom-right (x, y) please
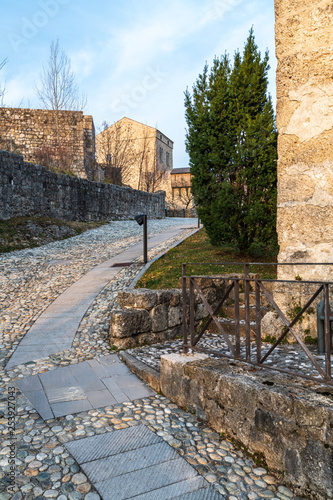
top-left (0, 107), bottom-right (95, 179)
top-left (161, 353), bottom-right (333, 499)
top-left (275, 0), bottom-right (333, 280)
top-left (110, 280), bottom-right (226, 348)
top-left (0, 150), bottom-right (165, 221)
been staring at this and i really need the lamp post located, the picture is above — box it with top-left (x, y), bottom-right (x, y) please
top-left (135, 214), bottom-right (148, 264)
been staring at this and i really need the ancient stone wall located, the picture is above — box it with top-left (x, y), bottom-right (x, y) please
top-left (275, 0), bottom-right (333, 280)
top-left (0, 150), bottom-right (165, 221)
top-left (0, 107), bottom-right (95, 179)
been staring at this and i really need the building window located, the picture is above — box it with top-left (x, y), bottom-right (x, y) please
top-left (160, 133), bottom-right (162, 140)
top-left (159, 147), bottom-right (163, 162)
top-left (106, 153), bottom-right (113, 164)
top-left (166, 151), bottom-right (170, 167)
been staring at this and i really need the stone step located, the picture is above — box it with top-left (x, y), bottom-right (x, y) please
top-left (221, 305), bottom-right (268, 322)
top-left (206, 318), bottom-right (257, 338)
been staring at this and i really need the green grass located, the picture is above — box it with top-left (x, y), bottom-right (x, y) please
top-left (0, 216), bottom-right (109, 254)
top-left (136, 228), bottom-right (278, 289)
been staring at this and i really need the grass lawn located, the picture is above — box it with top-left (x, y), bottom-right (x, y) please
top-left (136, 228), bottom-right (278, 289)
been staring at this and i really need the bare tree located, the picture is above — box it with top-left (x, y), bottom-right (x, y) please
top-left (34, 41), bottom-right (87, 175)
top-left (35, 40), bottom-right (86, 113)
top-left (0, 58), bottom-right (8, 107)
top-left (138, 145), bottom-right (164, 193)
top-left (169, 173), bottom-right (194, 210)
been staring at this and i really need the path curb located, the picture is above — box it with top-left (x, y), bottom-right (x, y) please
top-left (118, 351), bottom-right (161, 393)
top-left (128, 226), bottom-right (201, 289)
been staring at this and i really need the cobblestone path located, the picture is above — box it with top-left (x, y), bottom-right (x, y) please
top-left (0, 219), bottom-right (299, 500)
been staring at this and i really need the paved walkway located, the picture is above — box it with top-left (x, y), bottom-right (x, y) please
top-left (15, 354), bottom-right (155, 420)
top-left (6, 225), bottom-right (191, 368)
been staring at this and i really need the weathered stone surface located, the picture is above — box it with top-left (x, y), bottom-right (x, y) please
top-left (151, 304), bottom-right (168, 332)
top-left (110, 286), bottom-right (225, 348)
top-left (170, 291), bottom-right (181, 307)
top-left (261, 311), bottom-right (286, 340)
top-left (0, 150), bottom-right (165, 221)
top-left (118, 290), bottom-right (158, 310)
top-left (0, 107), bottom-right (95, 179)
top-left (110, 309), bottom-right (152, 338)
top-left (111, 327), bottom-right (182, 349)
top-left (156, 290), bottom-right (175, 305)
top-left (160, 354), bottom-right (333, 499)
top-left (275, 0), bottom-right (333, 282)
top-left (168, 306), bottom-right (182, 328)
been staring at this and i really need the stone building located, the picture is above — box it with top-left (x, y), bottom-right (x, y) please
top-left (0, 107), bottom-right (96, 179)
top-left (170, 167), bottom-right (194, 209)
top-left (96, 117), bottom-right (173, 202)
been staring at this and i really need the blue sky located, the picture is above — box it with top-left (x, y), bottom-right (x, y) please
top-left (0, 0), bottom-right (276, 168)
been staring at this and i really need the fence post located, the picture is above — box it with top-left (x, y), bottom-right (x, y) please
top-left (182, 263), bottom-right (188, 354)
top-left (234, 279), bottom-right (240, 358)
top-left (324, 283), bottom-right (331, 381)
top-left (244, 263), bottom-right (251, 362)
top-left (255, 281), bottom-right (261, 363)
top-left (190, 278), bottom-right (195, 347)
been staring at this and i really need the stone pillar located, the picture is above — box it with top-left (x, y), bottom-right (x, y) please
top-left (275, 0), bottom-right (333, 281)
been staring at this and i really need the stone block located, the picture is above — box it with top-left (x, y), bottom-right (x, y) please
top-left (156, 290), bottom-right (175, 304)
top-left (170, 291), bottom-right (181, 307)
top-left (151, 304), bottom-right (168, 332)
top-left (168, 305), bottom-right (182, 328)
top-left (110, 309), bottom-right (152, 339)
top-left (160, 353), bottom-right (208, 406)
top-left (117, 290), bottom-right (157, 310)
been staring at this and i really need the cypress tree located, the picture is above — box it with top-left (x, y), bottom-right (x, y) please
top-left (185, 28), bottom-right (277, 252)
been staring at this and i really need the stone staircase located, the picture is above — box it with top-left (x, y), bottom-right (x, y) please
top-left (210, 284), bottom-right (273, 339)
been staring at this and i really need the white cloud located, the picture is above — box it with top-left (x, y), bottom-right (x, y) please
top-left (70, 47), bottom-right (96, 80)
top-left (3, 72), bottom-right (37, 108)
top-left (109, 0), bottom-right (245, 79)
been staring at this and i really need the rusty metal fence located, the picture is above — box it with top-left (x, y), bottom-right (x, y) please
top-left (182, 262), bottom-right (333, 386)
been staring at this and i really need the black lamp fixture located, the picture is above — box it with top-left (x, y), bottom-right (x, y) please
top-left (135, 214), bottom-right (148, 264)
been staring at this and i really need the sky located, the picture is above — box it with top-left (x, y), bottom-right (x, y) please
top-left (0, 0), bottom-right (276, 168)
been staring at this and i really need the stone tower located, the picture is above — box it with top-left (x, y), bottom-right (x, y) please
top-left (275, 0), bottom-right (333, 280)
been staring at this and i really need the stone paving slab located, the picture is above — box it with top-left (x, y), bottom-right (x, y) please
top-left (15, 354), bottom-right (155, 419)
top-left (66, 424), bottom-right (161, 462)
top-left (65, 425), bottom-right (222, 500)
top-left (6, 224), bottom-right (192, 369)
top-left (131, 477), bottom-right (218, 500)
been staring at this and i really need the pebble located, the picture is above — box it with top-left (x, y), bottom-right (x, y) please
top-left (278, 486), bottom-right (294, 497)
top-left (72, 473), bottom-right (88, 485)
top-left (253, 467), bottom-right (267, 476)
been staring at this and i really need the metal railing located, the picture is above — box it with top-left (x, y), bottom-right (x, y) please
top-left (182, 262), bottom-right (333, 386)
